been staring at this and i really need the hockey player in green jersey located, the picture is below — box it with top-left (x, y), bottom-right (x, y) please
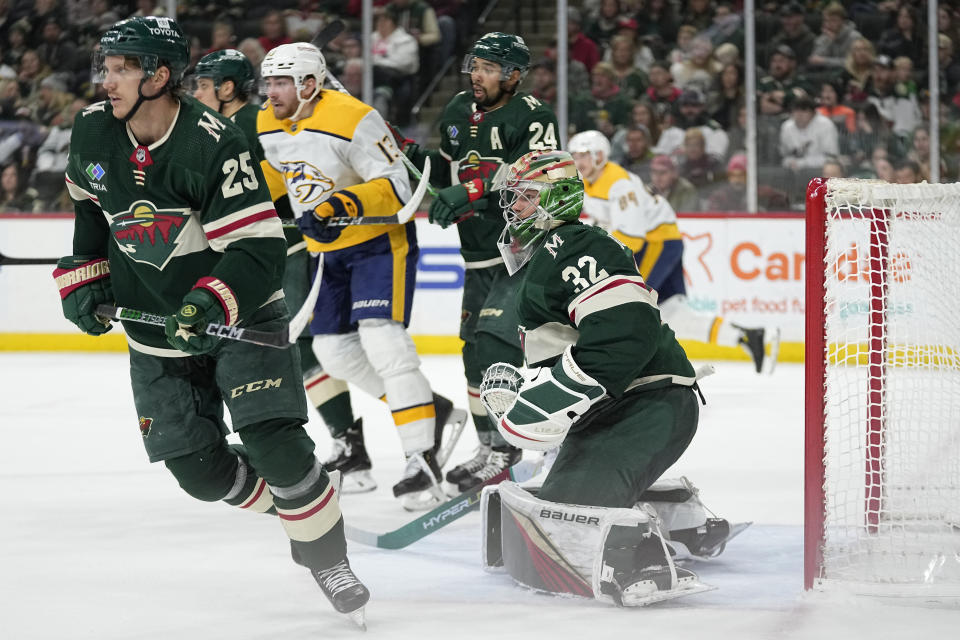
top-left (192, 48), bottom-right (263, 160)
top-left (193, 48), bottom-right (366, 494)
top-left (399, 32), bottom-right (561, 491)
top-left (55, 17), bottom-right (368, 627)
top-left (491, 149), bottom-right (700, 504)
top-left (479, 149), bottom-right (709, 605)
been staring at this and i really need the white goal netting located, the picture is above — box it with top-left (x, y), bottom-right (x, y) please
top-left (816, 179), bottom-right (960, 594)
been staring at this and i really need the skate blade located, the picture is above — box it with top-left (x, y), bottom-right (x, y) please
top-left (344, 606), bottom-right (367, 631)
top-left (619, 577), bottom-right (716, 606)
top-left (435, 408), bottom-right (468, 468)
top-left (340, 470), bottom-right (377, 494)
top-left (399, 487), bottom-right (445, 511)
top-left (762, 327), bottom-right (781, 375)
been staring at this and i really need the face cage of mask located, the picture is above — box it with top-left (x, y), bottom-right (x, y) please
top-left (499, 179), bottom-right (547, 228)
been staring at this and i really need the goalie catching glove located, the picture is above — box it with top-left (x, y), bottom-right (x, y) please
top-left (493, 346), bottom-right (606, 451)
top-left (53, 255), bottom-right (113, 335)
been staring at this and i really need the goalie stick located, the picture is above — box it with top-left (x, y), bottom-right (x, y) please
top-left (344, 460), bottom-right (538, 550)
top-left (95, 304), bottom-right (292, 348)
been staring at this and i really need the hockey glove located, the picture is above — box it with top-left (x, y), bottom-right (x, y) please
top-left (298, 207), bottom-right (343, 244)
top-left (53, 255), bottom-right (113, 335)
top-left (164, 286), bottom-right (228, 355)
top-left (499, 346), bottom-right (606, 451)
top-left (427, 180), bottom-right (487, 228)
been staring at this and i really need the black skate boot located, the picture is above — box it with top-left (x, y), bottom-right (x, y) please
top-left (456, 445), bottom-right (521, 492)
top-left (391, 449), bottom-right (444, 510)
top-left (311, 558), bottom-right (370, 629)
top-left (733, 324), bottom-right (765, 374)
top-left (445, 443), bottom-right (491, 485)
top-left (324, 419), bottom-right (376, 493)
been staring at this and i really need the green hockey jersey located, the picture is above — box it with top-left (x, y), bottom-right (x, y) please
top-left (230, 101), bottom-right (265, 163)
top-left (437, 90), bottom-right (559, 263)
top-left (64, 97), bottom-right (286, 354)
top-left (516, 222), bottom-right (695, 396)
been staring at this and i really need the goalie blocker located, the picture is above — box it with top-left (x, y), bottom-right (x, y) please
top-left (481, 477), bottom-right (749, 606)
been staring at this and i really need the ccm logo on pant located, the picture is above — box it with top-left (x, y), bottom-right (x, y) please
top-left (231, 378), bottom-right (283, 398)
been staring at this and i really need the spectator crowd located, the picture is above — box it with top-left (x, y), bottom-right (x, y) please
top-left (0, 0), bottom-right (954, 213)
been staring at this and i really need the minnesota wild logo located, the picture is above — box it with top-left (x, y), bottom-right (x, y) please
top-left (110, 200), bottom-right (192, 269)
top-left (458, 150), bottom-right (502, 184)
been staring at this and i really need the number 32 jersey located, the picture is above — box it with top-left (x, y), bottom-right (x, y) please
top-left (516, 223), bottom-right (695, 396)
top-left (65, 98), bottom-right (286, 353)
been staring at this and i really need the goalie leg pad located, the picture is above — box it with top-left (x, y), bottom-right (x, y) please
top-left (486, 482), bottom-right (714, 605)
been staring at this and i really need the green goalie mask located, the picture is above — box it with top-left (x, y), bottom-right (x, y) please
top-left (193, 49), bottom-right (256, 99)
top-left (462, 32), bottom-right (530, 81)
top-left (493, 150), bottom-right (584, 275)
top-left (96, 16), bottom-right (190, 90)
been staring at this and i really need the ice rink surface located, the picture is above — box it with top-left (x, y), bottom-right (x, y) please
top-left (2, 352), bottom-right (958, 639)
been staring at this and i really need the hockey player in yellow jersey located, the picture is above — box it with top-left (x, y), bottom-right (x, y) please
top-left (568, 130), bottom-right (780, 374)
top-left (258, 42), bottom-right (464, 508)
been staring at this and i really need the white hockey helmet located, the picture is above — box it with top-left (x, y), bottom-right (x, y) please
top-left (568, 130), bottom-right (611, 178)
top-left (261, 42), bottom-right (326, 119)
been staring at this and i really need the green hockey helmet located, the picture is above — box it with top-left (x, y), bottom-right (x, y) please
top-left (493, 150), bottom-right (584, 274)
top-left (462, 32), bottom-right (530, 81)
top-left (194, 49), bottom-right (256, 98)
top-left (96, 16), bottom-right (190, 89)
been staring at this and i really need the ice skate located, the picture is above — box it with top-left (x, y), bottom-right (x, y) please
top-left (444, 442), bottom-right (491, 489)
top-left (324, 419), bottom-right (376, 494)
top-left (457, 445), bottom-right (521, 492)
top-left (432, 392), bottom-right (467, 467)
top-left (733, 324), bottom-right (779, 374)
top-left (598, 527), bottom-right (714, 607)
top-left (392, 450), bottom-right (445, 511)
top-left (311, 558), bottom-right (370, 630)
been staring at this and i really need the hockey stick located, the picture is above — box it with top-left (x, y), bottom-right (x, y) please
top-left (344, 460), bottom-right (537, 550)
top-left (95, 304), bottom-right (291, 349)
top-left (0, 250), bottom-right (57, 266)
top-left (310, 18), bottom-right (345, 49)
top-left (286, 253), bottom-right (323, 342)
top-left (321, 156), bottom-right (431, 227)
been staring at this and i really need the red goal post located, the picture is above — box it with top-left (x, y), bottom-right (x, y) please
top-left (805, 178), bottom-right (960, 599)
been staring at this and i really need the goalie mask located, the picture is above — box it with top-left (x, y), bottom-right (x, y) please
top-left (493, 150), bottom-right (584, 275)
top-left (260, 42), bottom-right (326, 120)
top-left (568, 130), bottom-right (611, 182)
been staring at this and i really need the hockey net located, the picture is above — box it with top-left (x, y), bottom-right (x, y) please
top-left (805, 178), bottom-right (960, 599)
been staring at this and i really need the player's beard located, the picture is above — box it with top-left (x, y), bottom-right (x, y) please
top-left (475, 81), bottom-right (514, 109)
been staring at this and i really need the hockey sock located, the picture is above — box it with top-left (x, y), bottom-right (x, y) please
top-left (272, 460), bottom-right (347, 570)
top-left (223, 444), bottom-right (276, 514)
top-left (303, 365), bottom-right (355, 438)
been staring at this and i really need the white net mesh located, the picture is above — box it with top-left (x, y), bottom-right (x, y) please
top-left (818, 179), bottom-right (960, 590)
